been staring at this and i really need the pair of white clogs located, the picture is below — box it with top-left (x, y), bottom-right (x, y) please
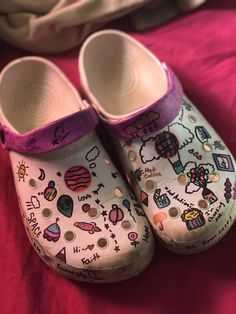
top-left (0, 30), bottom-right (235, 283)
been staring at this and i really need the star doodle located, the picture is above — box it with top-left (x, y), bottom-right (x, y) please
top-left (110, 233), bottom-right (116, 239)
top-left (57, 171), bottom-right (62, 177)
top-left (114, 246), bottom-right (120, 253)
top-left (95, 199), bottom-right (100, 204)
top-left (101, 210), bottom-right (107, 217)
top-left (104, 224), bottom-right (109, 230)
top-left (111, 172), bottom-right (119, 179)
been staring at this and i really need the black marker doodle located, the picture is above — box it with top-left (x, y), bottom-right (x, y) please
top-left (38, 168), bottom-right (46, 180)
top-left (142, 225), bottom-right (151, 243)
top-left (81, 253), bottom-right (101, 265)
top-left (85, 146), bottom-right (100, 162)
top-left (52, 125), bottom-right (70, 145)
top-left (224, 178), bottom-right (232, 203)
top-left (195, 126), bottom-right (211, 144)
top-left (182, 99), bottom-right (192, 111)
top-left (102, 206), bottom-right (120, 253)
top-left (111, 172), bottom-right (119, 179)
top-left (73, 244), bottom-right (95, 253)
top-left (188, 148), bottom-right (202, 160)
top-left (213, 140), bottom-right (225, 151)
top-left (128, 232), bottom-right (140, 247)
top-left (92, 183), bottom-right (105, 195)
top-left (55, 247), bottom-right (66, 263)
top-left (89, 163), bottom-right (96, 169)
top-left (26, 196), bottom-right (40, 210)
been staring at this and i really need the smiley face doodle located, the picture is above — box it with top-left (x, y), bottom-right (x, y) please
top-left (17, 160), bottom-right (29, 182)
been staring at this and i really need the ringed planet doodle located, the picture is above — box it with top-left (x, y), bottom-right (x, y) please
top-left (44, 181), bottom-right (57, 201)
top-left (109, 205), bottom-right (124, 225)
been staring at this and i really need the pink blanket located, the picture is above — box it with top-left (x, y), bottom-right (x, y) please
top-left (1, 0), bottom-right (236, 313)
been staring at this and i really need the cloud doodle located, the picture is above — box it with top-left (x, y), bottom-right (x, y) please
top-left (85, 146), bottom-right (100, 162)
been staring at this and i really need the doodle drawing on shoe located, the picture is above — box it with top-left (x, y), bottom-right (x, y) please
top-left (79, 29), bottom-right (236, 254)
top-left (0, 57), bottom-right (154, 282)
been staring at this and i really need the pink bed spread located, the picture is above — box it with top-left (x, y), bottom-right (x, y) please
top-left (1, 0), bottom-right (236, 313)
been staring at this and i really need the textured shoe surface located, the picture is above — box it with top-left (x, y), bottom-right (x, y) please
top-left (0, 57), bottom-right (154, 282)
top-left (79, 29), bottom-right (236, 254)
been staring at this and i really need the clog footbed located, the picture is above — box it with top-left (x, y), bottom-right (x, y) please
top-left (0, 57), bottom-right (154, 282)
top-left (79, 30), bottom-right (236, 254)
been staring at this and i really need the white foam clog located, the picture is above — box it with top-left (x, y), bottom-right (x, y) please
top-left (0, 57), bottom-right (154, 282)
top-left (79, 30), bottom-right (236, 254)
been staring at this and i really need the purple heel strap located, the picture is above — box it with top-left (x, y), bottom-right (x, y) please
top-left (102, 65), bottom-right (183, 140)
top-left (0, 106), bottom-right (99, 154)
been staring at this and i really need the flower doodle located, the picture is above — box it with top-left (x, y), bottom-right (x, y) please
top-left (140, 122), bottom-right (194, 174)
top-left (184, 162), bottom-right (218, 205)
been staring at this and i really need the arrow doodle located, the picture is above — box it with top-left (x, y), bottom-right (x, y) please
top-left (92, 183), bottom-right (105, 195)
